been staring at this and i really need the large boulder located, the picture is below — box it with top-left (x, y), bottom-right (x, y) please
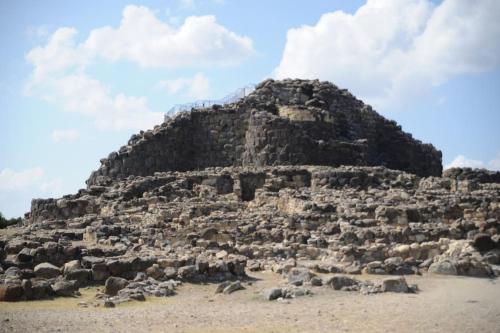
top-left (263, 288), bottom-right (283, 301)
top-left (34, 263), bottom-right (61, 279)
top-left (91, 263), bottom-right (110, 281)
top-left (26, 279), bottom-right (53, 300)
top-left (106, 258), bottom-right (133, 277)
top-left (51, 280), bottom-right (78, 297)
top-left (64, 269), bottom-right (91, 287)
top-left (380, 277), bottom-right (409, 293)
top-left (0, 284), bottom-right (24, 301)
top-left (177, 265), bottom-right (197, 280)
top-left (222, 281), bottom-right (244, 294)
top-left (287, 267), bottom-right (314, 286)
top-left (428, 260), bottom-right (458, 275)
top-left (325, 275), bottom-right (359, 290)
top-left (104, 276), bottom-right (129, 296)
top-left (63, 260), bottom-right (81, 274)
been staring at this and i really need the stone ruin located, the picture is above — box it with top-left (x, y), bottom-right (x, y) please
top-left (1, 79), bottom-right (499, 304)
top-left (87, 79), bottom-right (442, 186)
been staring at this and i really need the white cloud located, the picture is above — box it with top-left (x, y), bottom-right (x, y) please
top-left (25, 5), bottom-right (253, 131)
top-left (26, 27), bottom-right (88, 84)
top-left (51, 129), bottom-right (80, 142)
top-left (84, 6), bottom-right (253, 67)
top-left (0, 167), bottom-right (44, 191)
top-left (158, 72), bottom-right (210, 100)
top-left (274, 0), bottom-right (500, 110)
top-left (0, 167), bottom-right (62, 196)
top-left (52, 74), bottom-right (163, 130)
top-left (445, 153), bottom-right (500, 171)
top-left (445, 155), bottom-right (484, 169)
top-left (0, 168), bottom-right (64, 217)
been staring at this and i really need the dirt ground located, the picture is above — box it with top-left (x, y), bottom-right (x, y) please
top-left (1, 272), bottom-right (499, 333)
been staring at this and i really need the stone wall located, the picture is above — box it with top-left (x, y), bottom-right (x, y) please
top-left (443, 168), bottom-right (500, 184)
top-left (87, 108), bottom-right (249, 186)
top-left (86, 79), bottom-right (442, 186)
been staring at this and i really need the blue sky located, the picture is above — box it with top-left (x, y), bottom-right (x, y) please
top-left (1, 0), bottom-right (499, 218)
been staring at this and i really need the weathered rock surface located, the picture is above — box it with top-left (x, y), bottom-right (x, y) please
top-left (105, 276), bottom-right (129, 296)
top-left (2, 163), bottom-right (499, 302)
top-left (85, 79), bottom-right (442, 189)
top-left (1, 79), bottom-right (498, 303)
top-left (34, 263), bottom-right (60, 279)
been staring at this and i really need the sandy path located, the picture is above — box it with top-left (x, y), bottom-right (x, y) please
top-left (1, 273), bottom-right (499, 333)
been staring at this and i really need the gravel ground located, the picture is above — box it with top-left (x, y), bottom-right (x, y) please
top-left (1, 273), bottom-right (499, 333)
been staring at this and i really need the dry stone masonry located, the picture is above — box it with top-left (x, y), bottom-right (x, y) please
top-left (87, 79), bottom-right (442, 186)
top-left (1, 79), bottom-right (499, 305)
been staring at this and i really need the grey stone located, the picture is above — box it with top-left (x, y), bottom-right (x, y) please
top-left (0, 284), bottom-right (24, 302)
top-left (51, 280), bottom-right (77, 297)
top-left (177, 265), bottom-right (197, 280)
top-left (104, 277), bottom-right (129, 296)
top-left (325, 275), bottom-right (359, 290)
top-left (91, 263), bottom-right (110, 281)
top-left (428, 261), bottom-right (458, 276)
top-left (264, 288), bottom-right (283, 301)
top-left (310, 277), bottom-right (323, 286)
top-left (287, 267), bottom-right (314, 286)
top-left (380, 277), bottom-right (409, 293)
top-left (222, 281), bottom-right (243, 294)
top-left (64, 269), bottom-right (91, 287)
top-left (34, 263), bottom-right (61, 279)
top-left (164, 267), bottom-right (178, 279)
top-left (215, 281), bottom-right (231, 294)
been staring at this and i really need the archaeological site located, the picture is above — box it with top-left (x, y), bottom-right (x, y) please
top-left (1, 79), bottom-right (499, 332)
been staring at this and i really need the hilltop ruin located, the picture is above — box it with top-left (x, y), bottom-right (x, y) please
top-left (87, 79), bottom-right (442, 187)
top-left (1, 80), bottom-right (498, 305)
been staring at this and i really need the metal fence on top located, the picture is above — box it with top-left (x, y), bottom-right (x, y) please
top-left (164, 84), bottom-right (255, 121)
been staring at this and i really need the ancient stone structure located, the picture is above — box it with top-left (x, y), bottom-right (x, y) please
top-left (1, 79), bottom-right (498, 305)
top-left (87, 79), bottom-right (442, 186)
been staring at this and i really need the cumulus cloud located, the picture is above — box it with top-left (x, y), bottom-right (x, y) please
top-left (26, 28), bottom-right (88, 85)
top-left (0, 167), bottom-right (44, 191)
top-left (0, 167), bottom-right (62, 195)
top-left (52, 74), bottom-right (163, 130)
top-left (25, 5), bottom-right (253, 131)
top-left (0, 167), bottom-right (64, 217)
top-left (445, 155), bottom-right (485, 169)
top-left (445, 153), bottom-right (500, 171)
top-left (84, 6), bottom-right (253, 67)
top-left (274, 0), bottom-right (500, 110)
top-left (158, 72), bottom-right (211, 100)
top-left (51, 129), bottom-right (80, 142)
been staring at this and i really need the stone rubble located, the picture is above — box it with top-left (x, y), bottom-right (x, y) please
top-left (1, 79), bottom-right (499, 304)
top-left (1, 163), bottom-right (498, 303)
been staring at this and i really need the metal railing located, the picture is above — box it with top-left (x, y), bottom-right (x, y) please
top-left (165, 84), bottom-right (255, 121)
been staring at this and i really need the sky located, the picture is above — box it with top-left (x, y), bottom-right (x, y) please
top-left (1, 0), bottom-right (500, 218)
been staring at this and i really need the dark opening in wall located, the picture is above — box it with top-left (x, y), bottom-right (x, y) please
top-left (201, 174), bottom-right (234, 194)
top-left (239, 172), bottom-right (266, 201)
